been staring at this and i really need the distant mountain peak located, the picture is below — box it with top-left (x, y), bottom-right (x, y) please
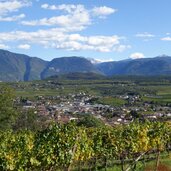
top-left (1, 49), bottom-right (171, 81)
top-left (87, 57), bottom-right (114, 64)
top-left (157, 54), bottom-right (169, 57)
top-left (87, 58), bottom-right (102, 64)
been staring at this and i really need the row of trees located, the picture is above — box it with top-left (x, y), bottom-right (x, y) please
top-left (0, 121), bottom-right (170, 171)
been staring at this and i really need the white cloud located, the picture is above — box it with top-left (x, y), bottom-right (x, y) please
top-left (22, 4), bottom-right (90, 32)
top-left (113, 45), bottom-right (131, 52)
top-left (41, 4), bottom-right (49, 9)
top-left (92, 6), bottom-right (117, 17)
top-left (41, 4), bottom-right (79, 13)
top-left (0, 3), bottom-right (128, 53)
top-left (161, 37), bottom-right (171, 41)
top-left (22, 13), bottom-right (90, 28)
top-left (24, 4), bottom-right (116, 31)
top-left (55, 41), bottom-right (84, 51)
top-left (130, 52), bottom-right (145, 59)
top-left (52, 34), bottom-right (123, 52)
top-left (0, 1), bottom-right (30, 23)
top-left (0, 29), bottom-right (129, 52)
top-left (41, 4), bottom-right (116, 18)
top-left (87, 36), bottom-right (119, 46)
top-left (0, 43), bottom-right (9, 49)
top-left (135, 32), bottom-right (155, 38)
top-left (0, 13), bottom-right (25, 21)
top-left (0, 0), bottom-right (31, 16)
top-left (17, 44), bottom-right (30, 49)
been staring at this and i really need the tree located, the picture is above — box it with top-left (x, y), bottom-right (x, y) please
top-left (77, 114), bottom-right (105, 128)
top-left (14, 109), bottom-right (40, 131)
top-left (0, 85), bottom-right (18, 130)
top-left (130, 110), bottom-right (142, 119)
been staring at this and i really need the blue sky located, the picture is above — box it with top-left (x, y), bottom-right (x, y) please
top-left (0, 0), bottom-right (171, 61)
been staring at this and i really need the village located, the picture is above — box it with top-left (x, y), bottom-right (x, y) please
top-left (16, 91), bottom-right (171, 126)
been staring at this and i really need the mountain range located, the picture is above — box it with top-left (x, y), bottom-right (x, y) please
top-left (1, 49), bottom-right (171, 81)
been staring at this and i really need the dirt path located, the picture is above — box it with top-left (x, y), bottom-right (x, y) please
top-left (145, 164), bottom-right (171, 171)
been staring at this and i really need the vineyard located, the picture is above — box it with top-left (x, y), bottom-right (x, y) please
top-left (0, 121), bottom-right (171, 171)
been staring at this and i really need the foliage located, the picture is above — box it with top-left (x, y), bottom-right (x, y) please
top-left (77, 114), bottom-right (105, 128)
top-left (0, 85), bottom-right (18, 130)
top-left (14, 109), bottom-right (40, 131)
top-left (0, 121), bottom-right (170, 170)
top-left (129, 110), bottom-right (142, 119)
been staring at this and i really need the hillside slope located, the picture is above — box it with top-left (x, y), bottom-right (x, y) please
top-left (0, 49), bottom-right (47, 81)
top-left (1, 49), bottom-right (171, 81)
top-left (96, 57), bottom-right (171, 76)
top-left (41, 57), bottom-right (99, 79)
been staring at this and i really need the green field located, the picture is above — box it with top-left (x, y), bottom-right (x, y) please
top-left (4, 76), bottom-right (171, 106)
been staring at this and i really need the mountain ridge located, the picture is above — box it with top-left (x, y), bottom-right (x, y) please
top-left (1, 49), bottom-right (171, 81)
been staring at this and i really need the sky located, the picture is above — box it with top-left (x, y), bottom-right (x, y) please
top-left (0, 0), bottom-right (171, 61)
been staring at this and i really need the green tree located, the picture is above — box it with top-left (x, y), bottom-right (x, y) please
top-left (77, 114), bottom-right (105, 128)
top-left (0, 85), bottom-right (18, 130)
top-left (130, 110), bottom-right (142, 119)
top-left (14, 109), bottom-right (40, 131)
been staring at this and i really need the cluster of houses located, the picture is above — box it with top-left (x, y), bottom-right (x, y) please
top-left (17, 92), bottom-right (171, 126)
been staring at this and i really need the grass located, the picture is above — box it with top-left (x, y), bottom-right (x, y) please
top-left (100, 154), bottom-right (171, 171)
top-left (9, 76), bottom-right (171, 106)
top-left (72, 160), bottom-right (171, 171)
top-left (97, 96), bottom-right (126, 107)
top-left (144, 158), bottom-right (171, 171)
top-left (15, 89), bottom-right (61, 97)
top-left (143, 95), bottom-right (171, 104)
